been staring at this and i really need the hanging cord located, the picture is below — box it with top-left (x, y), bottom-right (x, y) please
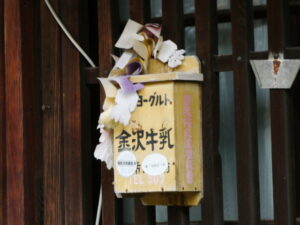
top-left (44, 0), bottom-right (96, 68)
top-left (95, 186), bottom-right (102, 225)
top-left (44, 1), bottom-right (101, 225)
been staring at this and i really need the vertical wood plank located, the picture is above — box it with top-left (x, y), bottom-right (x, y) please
top-left (230, 1), bottom-right (260, 225)
top-left (98, 0), bottom-right (119, 78)
top-left (162, 1), bottom-right (189, 224)
top-left (292, 9), bottom-right (300, 217)
top-left (134, 200), bottom-right (155, 225)
top-left (3, 0), bottom-right (38, 224)
top-left (269, 90), bottom-right (295, 225)
top-left (195, 0), bottom-right (224, 225)
top-left (98, 0), bottom-right (123, 225)
top-left (20, 0), bottom-right (41, 223)
top-left (31, 2), bottom-right (44, 223)
top-left (41, 0), bottom-right (64, 224)
top-left (293, 73), bottom-right (300, 218)
top-left (129, 1), bottom-right (156, 225)
top-left (4, 0), bottom-right (25, 224)
top-left (60, 0), bottom-right (85, 224)
top-left (162, 0), bottom-right (184, 48)
top-left (0, 0), bottom-right (6, 223)
top-left (130, 0), bottom-right (150, 24)
top-left (162, 0), bottom-right (189, 225)
top-left (267, 1), bottom-right (296, 225)
top-left (168, 207), bottom-right (189, 225)
top-left (79, 1), bottom-right (97, 224)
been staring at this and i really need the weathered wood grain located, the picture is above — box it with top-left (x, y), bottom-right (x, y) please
top-left (230, 1), bottom-right (260, 225)
top-left (79, 1), bottom-right (98, 224)
top-left (168, 207), bottom-right (189, 225)
top-left (20, 0), bottom-right (41, 224)
top-left (267, 1), bottom-right (296, 225)
top-left (130, 0), bottom-right (150, 24)
top-left (4, 0), bottom-right (37, 224)
top-left (41, 0), bottom-right (64, 224)
top-left (4, 0), bottom-right (24, 224)
top-left (98, 0), bottom-right (123, 225)
top-left (0, 0), bottom-right (6, 223)
top-left (134, 199), bottom-right (155, 225)
top-left (162, 0), bottom-right (184, 48)
top-left (195, 1), bottom-right (224, 225)
top-left (60, 0), bottom-right (85, 224)
top-left (289, 3), bottom-right (300, 218)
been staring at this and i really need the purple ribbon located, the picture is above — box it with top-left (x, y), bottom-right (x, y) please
top-left (111, 76), bottom-right (144, 93)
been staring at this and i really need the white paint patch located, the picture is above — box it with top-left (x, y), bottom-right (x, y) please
top-left (142, 153), bottom-right (168, 176)
top-left (116, 151), bottom-right (137, 177)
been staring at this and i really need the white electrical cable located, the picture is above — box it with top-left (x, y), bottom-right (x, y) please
top-left (44, 1), bottom-right (101, 225)
top-left (95, 186), bottom-right (102, 225)
top-left (44, 0), bottom-right (96, 68)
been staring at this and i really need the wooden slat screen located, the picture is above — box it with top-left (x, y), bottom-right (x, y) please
top-left (4, 2), bottom-right (27, 224)
top-left (3, 0), bottom-right (40, 225)
top-left (41, 0), bottom-right (93, 225)
top-left (98, 1), bottom-right (123, 225)
top-left (128, 1), bottom-right (156, 225)
top-left (41, 0), bottom-right (64, 224)
top-left (230, 2), bottom-right (260, 225)
top-left (0, 0), bottom-right (300, 225)
top-left (0, 0), bottom-right (6, 224)
top-left (195, 1), bottom-right (224, 225)
top-left (61, 0), bottom-right (85, 224)
top-left (161, 1), bottom-right (190, 224)
top-left (267, 2), bottom-right (296, 225)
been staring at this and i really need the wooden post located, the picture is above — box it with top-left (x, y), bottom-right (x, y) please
top-left (41, 0), bottom-right (64, 224)
top-left (162, 0), bottom-right (184, 49)
top-left (161, 1), bottom-right (189, 223)
top-left (195, 0), bottom-right (224, 225)
top-left (267, 1), bottom-right (296, 225)
top-left (98, 0), bottom-right (123, 224)
top-left (130, 0), bottom-right (150, 24)
top-left (4, 0), bottom-right (40, 224)
top-left (4, 1), bottom-right (25, 223)
top-left (128, 1), bottom-right (156, 224)
top-left (0, 0), bottom-right (6, 223)
top-left (168, 207), bottom-right (189, 225)
top-left (230, 1), bottom-right (260, 225)
top-left (60, 0), bottom-right (85, 224)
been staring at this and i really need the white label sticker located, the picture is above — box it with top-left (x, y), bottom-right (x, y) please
top-left (116, 151), bottom-right (137, 177)
top-left (142, 153), bottom-right (168, 176)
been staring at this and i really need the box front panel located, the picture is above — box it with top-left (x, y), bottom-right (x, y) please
top-left (114, 81), bottom-right (177, 193)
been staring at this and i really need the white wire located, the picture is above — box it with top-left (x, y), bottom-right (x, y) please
top-left (44, 0), bottom-right (96, 68)
top-left (95, 186), bottom-right (103, 225)
top-left (44, 1), bottom-right (101, 225)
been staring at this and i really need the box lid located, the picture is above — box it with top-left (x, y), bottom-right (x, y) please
top-left (129, 72), bottom-right (203, 83)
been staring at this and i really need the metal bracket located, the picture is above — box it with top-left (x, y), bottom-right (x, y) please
top-left (250, 53), bottom-right (300, 89)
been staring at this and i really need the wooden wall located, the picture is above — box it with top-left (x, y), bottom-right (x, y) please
top-left (0, 0), bottom-right (6, 223)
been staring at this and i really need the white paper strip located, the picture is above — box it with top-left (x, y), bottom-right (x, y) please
top-left (157, 40), bottom-right (177, 63)
top-left (115, 19), bottom-right (144, 49)
top-left (114, 50), bottom-right (136, 69)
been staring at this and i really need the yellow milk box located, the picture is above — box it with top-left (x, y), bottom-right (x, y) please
top-left (113, 56), bottom-right (203, 206)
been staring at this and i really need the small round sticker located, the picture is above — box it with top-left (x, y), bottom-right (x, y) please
top-left (116, 151), bottom-right (137, 177)
top-left (142, 153), bottom-right (168, 176)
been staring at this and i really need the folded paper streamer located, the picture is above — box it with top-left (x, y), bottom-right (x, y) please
top-left (94, 125), bottom-right (114, 169)
top-left (94, 19), bottom-right (186, 169)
